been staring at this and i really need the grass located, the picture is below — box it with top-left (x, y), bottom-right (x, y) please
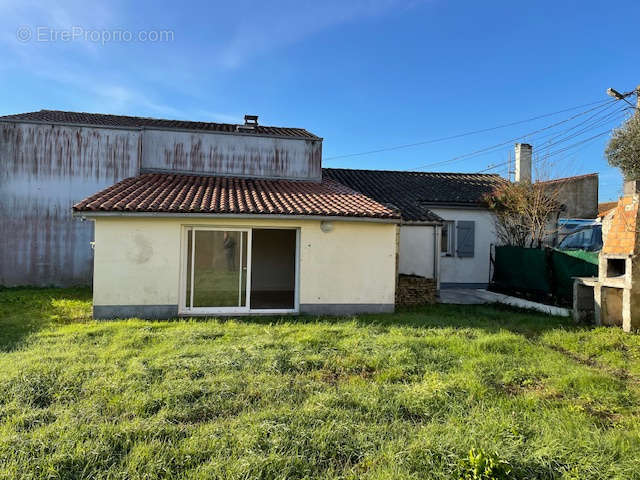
top-left (1, 289), bottom-right (640, 479)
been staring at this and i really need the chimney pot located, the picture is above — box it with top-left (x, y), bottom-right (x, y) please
top-left (244, 114), bottom-right (258, 126)
top-left (515, 143), bottom-right (532, 183)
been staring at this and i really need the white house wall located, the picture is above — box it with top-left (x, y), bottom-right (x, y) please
top-left (398, 225), bottom-right (438, 279)
top-left (429, 207), bottom-right (497, 287)
top-left (91, 216), bottom-right (397, 318)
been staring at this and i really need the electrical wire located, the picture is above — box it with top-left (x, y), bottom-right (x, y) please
top-left (323, 98), bottom-right (615, 161)
top-left (478, 127), bottom-right (620, 174)
top-left (407, 101), bottom-right (621, 171)
top-left (476, 107), bottom-right (630, 174)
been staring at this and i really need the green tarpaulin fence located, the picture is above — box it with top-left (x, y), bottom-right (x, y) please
top-left (493, 246), bottom-right (551, 293)
top-left (492, 246), bottom-right (598, 303)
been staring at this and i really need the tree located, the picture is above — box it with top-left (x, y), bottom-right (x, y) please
top-left (484, 180), bottom-right (559, 248)
top-left (606, 114), bottom-right (640, 179)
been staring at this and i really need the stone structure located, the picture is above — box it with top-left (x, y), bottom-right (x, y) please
top-left (574, 181), bottom-right (640, 332)
top-left (395, 274), bottom-right (437, 306)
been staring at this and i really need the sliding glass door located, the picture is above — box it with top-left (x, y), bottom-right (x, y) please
top-left (183, 228), bottom-right (249, 313)
top-left (181, 226), bottom-right (299, 314)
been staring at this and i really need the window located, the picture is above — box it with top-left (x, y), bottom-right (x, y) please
top-left (441, 221), bottom-right (455, 256)
top-left (558, 225), bottom-right (602, 251)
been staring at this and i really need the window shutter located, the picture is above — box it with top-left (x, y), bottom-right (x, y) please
top-left (456, 221), bottom-right (475, 258)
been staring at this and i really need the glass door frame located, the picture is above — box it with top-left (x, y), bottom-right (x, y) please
top-left (179, 225), bottom-right (300, 315)
top-left (179, 226), bottom-right (252, 315)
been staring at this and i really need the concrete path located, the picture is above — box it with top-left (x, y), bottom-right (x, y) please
top-left (439, 289), bottom-right (570, 317)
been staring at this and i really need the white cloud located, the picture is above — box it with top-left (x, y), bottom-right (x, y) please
top-left (218, 0), bottom-right (415, 69)
top-left (0, 0), bottom-right (423, 119)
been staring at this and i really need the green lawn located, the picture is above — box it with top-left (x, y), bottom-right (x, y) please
top-left (1, 289), bottom-right (640, 479)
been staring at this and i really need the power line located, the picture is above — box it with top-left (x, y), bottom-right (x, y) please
top-left (478, 128), bottom-right (617, 174)
top-left (407, 101), bottom-right (621, 171)
top-left (533, 108), bottom-right (629, 156)
top-left (323, 98), bottom-right (615, 161)
top-left (476, 107), bottom-right (630, 174)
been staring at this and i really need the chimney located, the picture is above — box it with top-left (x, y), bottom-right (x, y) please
top-left (244, 114), bottom-right (258, 127)
top-left (236, 114), bottom-right (259, 133)
top-left (515, 143), bottom-right (532, 183)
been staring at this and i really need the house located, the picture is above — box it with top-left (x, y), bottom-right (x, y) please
top-left (1, 110), bottom-right (600, 310)
top-left (0, 110), bottom-right (398, 318)
top-left (326, 143), bottom-right (600, 291)
top-left (324, 168), bottom-right (503, 289)
top-left (73, 173), bottom-right (399, 318)
top-left (0, 109), bottom-right (325, 287)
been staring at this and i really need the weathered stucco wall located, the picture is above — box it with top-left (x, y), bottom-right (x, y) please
top-left (546, 174), bottom-right (598, 219)
top-left (92, 217), bottom-right (397, 316)
top-left (0, 122), bottom-right (141, 286)
top-left (398, 225), bottom-right (438, 279)
top-left (429, 207), bottom-right (496, 286)
top-left (141, 130), bottom-right (322, 181)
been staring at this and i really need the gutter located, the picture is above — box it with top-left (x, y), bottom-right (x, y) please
top-left (422, 202), bottom-right (490, 210)
top-left (0, 118), bottom-right (322, 142)
top-left (72, 211), bottom-right (401, 224)
top-left (400, 220), bottom-right (443, 226)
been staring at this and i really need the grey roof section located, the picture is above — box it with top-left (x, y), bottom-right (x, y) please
top-left (323, 168), bottom-right (505, 222)
top-left (0, 110), bottom-right (320, 140)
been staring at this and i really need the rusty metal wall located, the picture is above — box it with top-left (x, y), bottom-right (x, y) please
top-left (0, 121), bottom-right (322, 287)
top-left (0, 123), bottom-right (141, 286)
top-left (141, 129), bottom-right (322, 181)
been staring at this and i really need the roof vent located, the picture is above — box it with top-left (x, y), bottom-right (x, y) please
top-left (236, 114), bottom-right (258, 133)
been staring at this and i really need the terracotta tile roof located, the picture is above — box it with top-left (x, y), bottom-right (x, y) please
top-left (602, 196), bottom-right (638, 255)
top-left (0, 110), bottom-right (319, 140)
top-left (72, 173), bottom-right (399, 220)
top-left (323, 168), bottom-right (504, 222)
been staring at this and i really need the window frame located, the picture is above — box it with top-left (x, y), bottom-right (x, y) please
top-left (178, 225), bottom-right (300, 315)
top-left (440, 220), bottom-right (455, 257)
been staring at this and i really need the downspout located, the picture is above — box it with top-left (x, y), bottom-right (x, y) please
top-left (394, 224), bottom-right (400, 309)
top-left (433, 225), bottom-right (440, 292)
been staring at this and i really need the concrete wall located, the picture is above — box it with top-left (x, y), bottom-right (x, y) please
top-left (398, 225), bottom-right (438, 279)
top-left (0, 122), bottom-right (141, 286)
top-left (92, 216), bottom-right (397, 317)
top-left (141, 129), bottom-right (321, 181)
top-left (546, 174), bottom-right (598, 219)
top-left (429, 207), bottom-right (496, 287)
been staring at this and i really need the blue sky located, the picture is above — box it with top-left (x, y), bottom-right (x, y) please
top-left (1, 0), bottom-right (638, 201)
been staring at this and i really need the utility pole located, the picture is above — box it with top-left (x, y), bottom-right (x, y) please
top-left (607, 86), bottom-right (640, 195)
top-left (607, 86), bottom-right (640, 111)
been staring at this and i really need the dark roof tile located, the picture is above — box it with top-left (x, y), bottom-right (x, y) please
top-left (323, 168), bottom-right (505, 222)
top-left (0, 110), bottom-right (319, 140)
